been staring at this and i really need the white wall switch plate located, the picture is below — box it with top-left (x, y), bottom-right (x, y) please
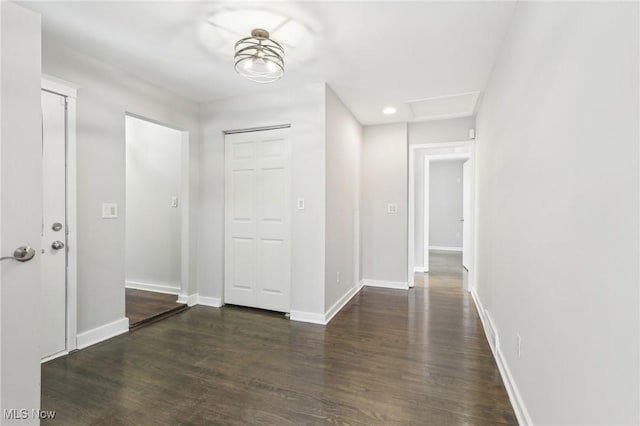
top-left (102, 203), bottom-right (118, 219)
top-left (171, 196), bottom-right (179, 208)
top-left (297, 198), bottom-right (305, 210)
top-left (387, 203), bottom-right (398, 214)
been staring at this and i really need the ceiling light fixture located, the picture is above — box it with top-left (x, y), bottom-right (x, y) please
top-left (234, 28), bottom-right (284, 83)
top-left (383, 106), bottom-right (397, 115)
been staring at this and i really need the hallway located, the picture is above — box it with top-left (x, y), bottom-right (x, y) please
top-left (41, 251), bottom-right (515, 425)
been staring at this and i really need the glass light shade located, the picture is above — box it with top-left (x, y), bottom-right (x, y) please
top-left (234, 29), bottom-right (284, 83)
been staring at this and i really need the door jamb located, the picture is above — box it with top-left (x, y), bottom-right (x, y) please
top-left (42, 74), bottom-right (78, 353)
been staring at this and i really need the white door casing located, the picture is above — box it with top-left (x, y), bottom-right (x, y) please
top-left (462, 160), bottom-right (471, 270)
top-left (408, 142), bottom-right (475, 283)
top-left (41, 90), bottom-right (67, 359)
top-left (423, 158), bottom-right (430, 273)
top-left (224, 128), bottom-right (291, 312)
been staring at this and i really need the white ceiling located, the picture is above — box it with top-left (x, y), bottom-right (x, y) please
top-left (20, 1), bottom-right (516, 125)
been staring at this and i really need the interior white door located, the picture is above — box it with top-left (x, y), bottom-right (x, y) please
top-left (462, 160), bottom-right (471, 270)
top-left (224, 128), bottom-right (291, 313)
top-left (41, 90), bottom-right (67, 359)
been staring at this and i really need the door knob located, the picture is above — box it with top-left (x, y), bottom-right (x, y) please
top-left (51, 240), bottom-right (65, 250)
top-left (0, 245), bottom-right (36, 262)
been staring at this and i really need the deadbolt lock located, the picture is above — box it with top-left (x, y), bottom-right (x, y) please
top-left (52, 222), bottom-right (63, 232)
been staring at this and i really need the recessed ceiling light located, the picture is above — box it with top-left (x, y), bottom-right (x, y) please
top-left (383, 106), bottom-right (397, 115)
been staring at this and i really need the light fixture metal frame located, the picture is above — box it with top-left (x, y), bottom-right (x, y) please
top-left (234, 28), bottom-right (285, 84)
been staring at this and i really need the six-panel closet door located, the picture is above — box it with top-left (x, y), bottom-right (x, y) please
top-left (224, 128), bottom-right (291, 313)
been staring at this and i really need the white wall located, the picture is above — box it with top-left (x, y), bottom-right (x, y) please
top-left (475, 2), bottom-right (639, 424)
top-left (42, 41), bottom-right (200, 334)
top-left (428, 161), bottom-right (463, 249)
top-left (409, 117), bottom-right (475, 145)
top-left (199, 83), bottom-right (326, 316)
top-left (0, 2), bottom-right (41, 422)
top-left (361, 123), bottom-right (408, 284)
top-left (324, 85), bottom-right (362, 311)
top-left (125, 116), bottom-right (182, 291)
top-left (410, 117), bottom-right (474, 266)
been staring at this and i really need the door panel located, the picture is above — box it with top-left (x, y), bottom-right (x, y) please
top-left (260, 239), bottom-right (285, 293)
top-left (41, 90), bottom-right (67, 359)
top-left (231, 237), bottom-right (254, 290)
top-left (232, 170), bottom-right (255, 221)
top-left (259, 168), bottom-right (286, 221)
top-left (225, 128), bottom-right (290, 312)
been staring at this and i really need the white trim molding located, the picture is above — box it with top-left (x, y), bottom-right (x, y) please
top-left (197, 295), bottom-right (223, 308)
top-left (413, 266), bottom-right (428, 273)
top-left (429, 246), bottom-right (463, 252)
top-left (42, 74), bottom-right (79, 98)
top-left (325, 282), bottom-right (363, 324)
top-left (126, 280), bottom-right (180, 295)
top-left (290, 310), bottom-right (325, 325)
top-left (177, 293), bottom-right (223, 308)
top-left (41, 351), bottom-right (69, 364)
top-left (363, 279), bottom-right (409, 290)
top-left (471, 288), bottom-right (533, 426)
top-left (177, 293), bottom-right (198, 307)
top-left (76, 318), bottom-right (129, 350)
top-left (291, 282), bottom-right (363, 325)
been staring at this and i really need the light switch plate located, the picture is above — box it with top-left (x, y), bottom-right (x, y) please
top-left (387, 203), bottom-right (398, 214)
top-left (171, 196), bottom-right (179, 208)
top-left (102, 203), bottom-right (118, 219)
top-left (297, 198), bottom-right (305, 210)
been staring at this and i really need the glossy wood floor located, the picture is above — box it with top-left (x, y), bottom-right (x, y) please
top-left (42, 251), bottom-right (516, 425)
top-left (125, 288), bottom-right (185, 328)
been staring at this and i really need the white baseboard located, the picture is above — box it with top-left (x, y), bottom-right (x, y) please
top-left (496, 345), bottom-right (533, 425)
top-left (363, 279), bottom-right (409, 290)
top-left (470, 288), bottom-right (532, 426)
top-left (76, 317), bottom-right (129, 350)
top-left (413, 266), bottom-right (427, 273)
top-left (177, 293), bottom-right (223, 308)
top-left (428, 246), bottom-right (463, 252)
top-left (290, 310), bottom-right (325, 325)
top-left (197, 295), bottom-right (223, 308)
top-left (177, 293), bottom-right (198, 306)
top-left (126, 280), bottom-right (180, 295)
top-left (324, 282), bottom-right (364, 324)
top-left (41, 350), bottom-right (68, 364)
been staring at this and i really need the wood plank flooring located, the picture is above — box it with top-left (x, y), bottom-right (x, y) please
top-left (126, 288), bottom-right (185, 328)
top-left (42, 252), bottom-right (516, 425)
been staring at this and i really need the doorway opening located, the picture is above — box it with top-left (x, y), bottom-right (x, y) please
top-left (124, 115), bottom-right (188, 328)
top-left (407, 141), bottom-right (476, 291)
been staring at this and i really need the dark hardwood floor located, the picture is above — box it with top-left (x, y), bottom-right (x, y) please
top-left (42, 252), bottom-right (516, 425)
top-left (126, 288), bottom-right (186, 328)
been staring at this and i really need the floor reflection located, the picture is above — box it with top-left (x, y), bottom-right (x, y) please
top-left (41, 250), bottom-right (516, 425)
